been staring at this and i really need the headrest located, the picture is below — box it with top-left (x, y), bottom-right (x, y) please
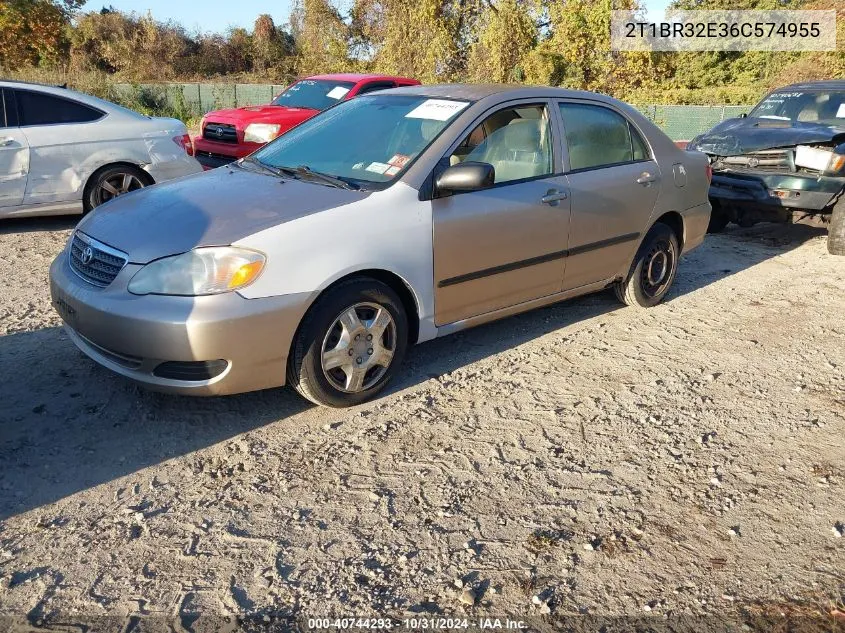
top-left (501, 119), bottom-right (542, 152)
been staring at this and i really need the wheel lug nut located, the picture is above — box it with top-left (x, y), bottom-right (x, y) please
top-left (348, 349), bottom-right (354, 356)
top-left (357, 357), bottom-right (362, 364)
top-left (368, 348), bottom-right (373, 355)
top-left (366, 334), bottom-right (373, 341)
top-left (355, 334), bottom-right (361, 341)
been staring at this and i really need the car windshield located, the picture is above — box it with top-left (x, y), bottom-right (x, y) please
top-left (271, 79), bottom-right (357, 111)
top-left (749, 90), bottom-right (845, 127)
top-left (252, 95), bottom-right (471, 187)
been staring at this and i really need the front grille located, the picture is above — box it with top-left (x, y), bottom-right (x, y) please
top-left (720, 149), bottom-right (793, 172)
top-left (202, 122), bottom-right (238, 144)
top-left (69, 232), bottom-right (128, 288)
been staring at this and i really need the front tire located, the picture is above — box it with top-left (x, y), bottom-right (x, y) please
top-left (828, 194), bottom-right (845, 256)
top-left (614, 222), bottom-right (680, 308)
top-left (84, 165), bottom-right (149, 212)
top-left (287, 278), bottom-right (409, 407)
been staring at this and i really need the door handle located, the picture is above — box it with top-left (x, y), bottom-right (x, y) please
top-left (0, 137), bottom-right (15, 147)
top-left (636, 171), bottom-right (657, 185)
top-left (541, 189), bottom-right (568, 205)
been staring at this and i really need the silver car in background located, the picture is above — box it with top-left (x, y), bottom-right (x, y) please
top-left (0, 80), bottom-right (202, 218)
top-left (50, 84), bottom-right (711, 407)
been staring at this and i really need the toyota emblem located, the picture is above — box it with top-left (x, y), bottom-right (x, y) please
top-left (215, 127), bottom-right (224, 138)
top-left (80, 246), bottom-right (94, 265)
top-left (747, 157), bottom-right (759, 168)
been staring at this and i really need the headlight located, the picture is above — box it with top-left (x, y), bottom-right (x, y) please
top-left (244, 123), bottom-right (281, 144)
top-left (128, 247), bottom-right (265, 296)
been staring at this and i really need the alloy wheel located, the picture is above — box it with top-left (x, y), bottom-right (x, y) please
top-left (320, 302), bottom-right (397, 393)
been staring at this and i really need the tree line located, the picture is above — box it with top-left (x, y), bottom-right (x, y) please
top-left (1, 0), bottom-right (843, 105)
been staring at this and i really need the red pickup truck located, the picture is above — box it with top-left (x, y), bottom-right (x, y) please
top-left (192, 73), bottom-right (421, 169)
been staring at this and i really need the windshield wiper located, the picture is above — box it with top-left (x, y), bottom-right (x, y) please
top-left (277, 165), bottom-right (358, 190)
top-left (237, 155), bottom-right (286, 178)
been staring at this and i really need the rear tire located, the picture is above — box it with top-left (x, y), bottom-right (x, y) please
top-left (614, 222), bottom-right (679, 308)
top-left (828, 195), bottom-right (845, 256)
top-left (84, 165), bottom-right (150, 212)
top-left (287, 278), bottom-right (409, 407)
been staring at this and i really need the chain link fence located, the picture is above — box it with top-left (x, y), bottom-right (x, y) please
top-left (112, 83), bottom-right (751, 141)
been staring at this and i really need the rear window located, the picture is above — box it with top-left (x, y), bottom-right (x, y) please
top-left (15, 89), bottom-right (104, 126)
top-left (0, 91), bottom-right (6, 128)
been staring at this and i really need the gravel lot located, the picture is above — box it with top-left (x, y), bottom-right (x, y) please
top-left (0, 217), bottom-right (843, 629)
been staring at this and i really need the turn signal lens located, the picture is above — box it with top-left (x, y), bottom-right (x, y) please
top-left (827, 154), bottom-right (845, 174)
top-left (228, 260), bottom-right (264, 289)
top-left (706, 164), bottom-right (713, 183)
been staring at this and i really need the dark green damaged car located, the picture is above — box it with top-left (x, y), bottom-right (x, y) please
top-left (688, 80), bottom-right (845, 255)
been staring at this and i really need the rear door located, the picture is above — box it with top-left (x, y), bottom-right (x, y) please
top-left (0, 89), bottom-right (29, 209)
top-left (14, 88), bottom-right (105, 206)
top-left (557, 100), bottom-right (660, 290)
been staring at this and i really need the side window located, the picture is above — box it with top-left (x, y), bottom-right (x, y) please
top-left (631, 124), bottom-right (650, 161)
top-left (0, 90), bottom-right (6, 128)
top-left (16, 90), bottom-right (103, 127)
top-left (450, 104), bottom-right (553, 185)
top-left (357, 82), bottom-right (395, 96)
top-left (559, 103), bottom-right (637, 171)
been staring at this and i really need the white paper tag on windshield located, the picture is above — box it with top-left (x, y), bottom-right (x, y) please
top-left (836, 103), bottom-right (845, 118)
top-left (326, 86), bottom-right (350, 100)
top-left (366, 162), bottom-right (390, 174)
top-left (405, 99), bottom-right (469, 121)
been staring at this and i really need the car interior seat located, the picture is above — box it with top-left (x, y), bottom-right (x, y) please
top-left (466, 119), bottom-right (550, 183)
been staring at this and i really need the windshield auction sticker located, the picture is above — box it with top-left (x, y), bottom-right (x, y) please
top-left (406, 99), bottom-right (470, 121)
top-left (611, 10), bottom-right (837, 51)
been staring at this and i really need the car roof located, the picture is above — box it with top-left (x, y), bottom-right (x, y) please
top-left (306, 73), bottom-right (417, 83)
top-left (776, 80), bottom-right (845, 91)
top-left (381, 83), bottom-right (623, 104)
top-left (0, 79), bottom-right (132, 113)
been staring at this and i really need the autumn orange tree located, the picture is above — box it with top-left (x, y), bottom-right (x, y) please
top-left (0, 0), bottom-right (82, 67)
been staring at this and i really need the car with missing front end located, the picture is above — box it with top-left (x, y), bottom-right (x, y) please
top-left (688, 80), bottom-right (845, 255)
top-left (50, 84), bottom-right (711, 407)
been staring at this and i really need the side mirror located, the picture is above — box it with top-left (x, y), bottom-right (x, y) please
top-left (435, 162), bottom-right (495, 195)
top-left (739, 113), bottom-right (748, 118)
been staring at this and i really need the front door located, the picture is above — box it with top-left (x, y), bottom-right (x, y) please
top-left (432, 102), bottom-right (571, 325)
top-left (557, 101), bottom-right (661, 290)
top-left (0, 89), bottom-right (29, 210)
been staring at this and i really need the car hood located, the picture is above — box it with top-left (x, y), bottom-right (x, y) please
top-left (203, 105), bottom-right (319, 129)
top-left (77, 167), bottom-right (371, 264)
top-left (689, 117), bottom-right (845, 156)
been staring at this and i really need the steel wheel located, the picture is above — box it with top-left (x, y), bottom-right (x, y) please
top-left (640, 238), bottom-right (676, 299)
top-left (93, 172), bottom-right (145, 206)
top-left (320, 302), bottom-right (397, 393)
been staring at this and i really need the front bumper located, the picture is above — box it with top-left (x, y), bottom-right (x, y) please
top-left (709, 171), bottom-right (842, 212)
top-left (49, 251), bottom-right (311, 396)
top-left (192, 136), bottom-right (262, 169)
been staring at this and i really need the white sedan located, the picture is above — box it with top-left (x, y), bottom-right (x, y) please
top-left (0, 81), bottom-right (202, 218)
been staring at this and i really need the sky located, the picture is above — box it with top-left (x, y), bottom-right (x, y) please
top-left (79, 0), bottom-right (297, 34)
top-left (80, 0), bottom-right (673, 36)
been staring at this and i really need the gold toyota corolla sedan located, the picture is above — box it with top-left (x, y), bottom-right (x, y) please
top-left (50, 84), bottom-right (712, 407)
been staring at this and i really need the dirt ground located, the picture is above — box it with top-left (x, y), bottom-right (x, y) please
top-left (0, 216), bottom-right (843, 630)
